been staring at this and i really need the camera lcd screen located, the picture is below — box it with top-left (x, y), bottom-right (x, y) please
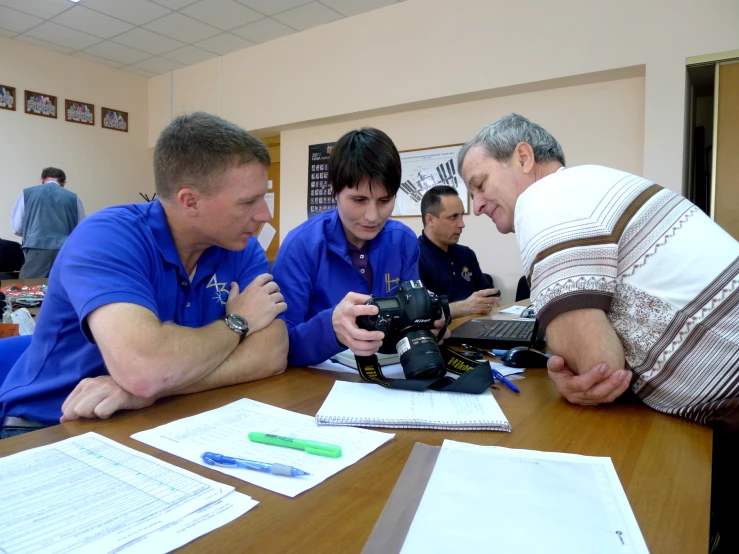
top-left (374, 298), bottom-right (400, 309)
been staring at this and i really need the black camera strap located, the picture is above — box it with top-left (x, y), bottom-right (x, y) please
top-left (354, 346), bottom-right (495, 394)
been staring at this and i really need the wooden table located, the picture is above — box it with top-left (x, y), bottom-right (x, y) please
top-left (0, 363), bottom-right (711, 553)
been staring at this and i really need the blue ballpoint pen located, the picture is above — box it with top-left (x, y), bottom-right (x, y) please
top-left (201, 452), bottom-right (311, 477)
top-left (491, 369), bottom-right (521, 394)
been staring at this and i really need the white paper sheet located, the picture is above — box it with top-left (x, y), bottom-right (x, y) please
top-left (115, 492), bottom-right (257, 553)
top-left (0, 432), bottom-right (254, 554)
top-left (132, 398), bottom-right (394, 498)
top-left (401, 440), bottom-right (649, 554)
top-left (267, 179), bottom-right (273, 190)
top-left (265, 192), bottom-right (275, 217)
top-left (499, 304), bottom-right (528, 315)
top-left (257, 222), bottom-right (276, 252)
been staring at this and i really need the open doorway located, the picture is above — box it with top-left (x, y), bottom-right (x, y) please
top-left (685, 64), bottom-right (715, 216)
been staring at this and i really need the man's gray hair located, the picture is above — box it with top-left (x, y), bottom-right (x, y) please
top-left (458, 113), bottom-right (565, 173)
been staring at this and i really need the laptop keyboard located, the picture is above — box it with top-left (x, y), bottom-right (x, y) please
top-left (479, 321), bottom-right (532, 339)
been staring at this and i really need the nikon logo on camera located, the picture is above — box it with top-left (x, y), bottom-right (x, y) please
top-left (413, 318), bottom-right (432, 324)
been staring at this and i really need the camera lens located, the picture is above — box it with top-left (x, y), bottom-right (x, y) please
top-left (395, 329), bottom-right (446, 380)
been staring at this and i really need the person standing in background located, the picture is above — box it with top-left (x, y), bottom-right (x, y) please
top-left (11, 167), bottom-right (85, 278)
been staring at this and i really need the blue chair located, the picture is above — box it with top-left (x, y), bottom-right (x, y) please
top-left (0, 335), bottom-right (32, 386)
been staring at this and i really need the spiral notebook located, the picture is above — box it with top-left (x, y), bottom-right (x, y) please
top-left (315, 381), bottom-right (511, 432)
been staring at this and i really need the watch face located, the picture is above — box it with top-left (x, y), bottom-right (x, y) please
top-left (226, 313), bottom-right (247, 333)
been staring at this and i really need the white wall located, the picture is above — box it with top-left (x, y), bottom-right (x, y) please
top-left (281, 76), bottom-right (646, 301)
top-left (0, 37), bottom-right (153, 240)
top-left (148, 0), bottom-right (739, 193)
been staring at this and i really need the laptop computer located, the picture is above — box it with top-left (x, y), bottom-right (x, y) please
top-left (447, 316), bottom-right (543, 350)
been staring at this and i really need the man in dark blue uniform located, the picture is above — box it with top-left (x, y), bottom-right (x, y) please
top-left (418, 185), bottom-right (499, 318)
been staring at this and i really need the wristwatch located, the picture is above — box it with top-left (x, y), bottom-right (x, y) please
top-left (224, 313), bottom-right (249, 343)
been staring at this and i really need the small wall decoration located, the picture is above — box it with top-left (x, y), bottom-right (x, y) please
top-left (65, 99), bottom-right (94, 126)
top-left (25, 89), bottom-right (57, 118)
top-left (102, 107), bottom-right (128, 132)
top-left (392, 143), bottom-right (469, 217)
top-left (0, 84), bottom-right (16, 111)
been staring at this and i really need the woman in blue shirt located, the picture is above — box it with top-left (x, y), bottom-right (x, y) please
top-left (272, 128), bottom-right (420, 367)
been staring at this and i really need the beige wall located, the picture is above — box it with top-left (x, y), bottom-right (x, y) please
top-left (147, 0), bottom-right (738, 191)
top-left (0, 37), bottom-right (152, 240)
top-left (281, 76), bottom-right (646, 301)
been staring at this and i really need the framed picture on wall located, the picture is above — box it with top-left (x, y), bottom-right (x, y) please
top-left (392, 143), bottom-right (469, 217)
top-left (0, 84), bottom-right (16, 111)
top-left (25, 89), bottom-right (57, 119)
top-left (65, 99), bottom-right (94, 126)
top-left (102, 107), bottom-right (128, 132)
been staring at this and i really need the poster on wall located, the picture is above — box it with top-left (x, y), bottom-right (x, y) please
top-left (25, 89), bottom-right (57, 119)
top-left (392, 144), bottom-right (468, 217)
top-left (102, 107), bottom-right (128, 132)
top-left (65, 99), bottom-right (94, 126)
top-left (0, 84), bottom-right (16, 111)
top-left (307, 142), bottom-right (336, 218)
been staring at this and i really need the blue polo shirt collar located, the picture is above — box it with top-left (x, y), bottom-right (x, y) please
top-left (420, 231), bottom-right (453, 257)
top-left (148, 200), bottom-right (226, 285)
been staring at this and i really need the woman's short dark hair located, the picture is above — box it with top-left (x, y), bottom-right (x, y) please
top-left (329, 128), bottom-right (401, 198)
top-left (154, 112), bottom-right (270, 201)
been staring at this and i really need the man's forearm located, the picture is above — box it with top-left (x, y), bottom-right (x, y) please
top-left (164, 320), bottom-right (288, 396)
top-left (545, 308), bottom-right (625, 377)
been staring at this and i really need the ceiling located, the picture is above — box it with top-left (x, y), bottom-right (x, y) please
top-left (0, 0), bottom-right (405, 77)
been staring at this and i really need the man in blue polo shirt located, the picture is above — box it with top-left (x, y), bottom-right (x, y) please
top-left (0, 112), bottom-right (288, 439)
top-left (272, 128), bottom-right (421, 367)
top-left (418, 185), bottom-right (500, 318)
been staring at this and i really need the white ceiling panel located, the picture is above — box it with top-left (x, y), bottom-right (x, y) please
top-left (0, 0), bottom-right (71, 20)
top-left (120, 65), bottom-right (158, 78)
top-left (320, 0), bottom-right (397, 18)
top-left (0, 5), bottom-right (42, 34)
top-left (132, 56), bottom-right (185, 74)
top-left (143, 12), bottom-right (221, 42)
top-left (234, 0), bottom-right (312, 17)
top-left (53, 6), bottom-right (134, 39)
top-left (272, 2), bottom-right (341, 32)
top-left (5, 0), bottom-right (403, 77)
top-left (72, 51), bottom-right (125, 69)
top-left (82, 0), bottom-right (172, 26)
top-left (161, 44), bottom-right (218, 64)
top-left (83, 41), bottom-right (153, 64)
top-left (196, 32), bottom-right (254, 55)
top-left (112, 27), bottom-right (184, 55)
top-left (181, 0), bottom-right (262, 31)
top-left (231, 17), bottom-right (294, 43)
top-left (15, 34), bottom-right (73, 55)
top-left (26, 22), bottom-right (101, 50)
top-left (149, 0), bottom-right (199, 10)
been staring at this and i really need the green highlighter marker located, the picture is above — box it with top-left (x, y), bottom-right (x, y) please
top-left (248, 432), bottom-right (342, 458)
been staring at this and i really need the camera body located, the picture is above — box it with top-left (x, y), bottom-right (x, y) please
top-left (356, 280), bottom-right (449, 379)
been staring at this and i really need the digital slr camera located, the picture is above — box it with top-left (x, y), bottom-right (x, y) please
top-left (356, 280), bottom-right (450, 380)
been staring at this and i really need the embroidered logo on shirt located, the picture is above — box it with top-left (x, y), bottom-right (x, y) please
top-left (385, 273), bottom-right (400, 293)
top-left (206, 274), bottom-right (229, 305)
top-left (461, 266), bottom-right (472, 282)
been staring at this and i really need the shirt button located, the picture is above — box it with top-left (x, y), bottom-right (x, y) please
top-left (360, 255), bottom-right (365, 259)
top-left (186, 302), bottom-right (191, 308)
top-left (452, 272), bottom-right (455, 275)
top-left (360, 269), bottom-right (366, 274)
top-left (182, 280), bottom-right (188, 286)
